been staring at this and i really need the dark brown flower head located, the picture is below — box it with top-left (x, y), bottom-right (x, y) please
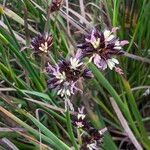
top-left (72, 107), bottom-right (91, 129)
top-left (81, 128), bottom-right (107, 150)
top-left (90, 127), bottom-right (107, 141)
top-left (77, 28), bottom-right (129, 71)
top-left (46, 57), bottom-right (93, 97)
top-left (50, 0), bottom-right (64, 13)
top-left (31, 33), bottom-right (53, 53)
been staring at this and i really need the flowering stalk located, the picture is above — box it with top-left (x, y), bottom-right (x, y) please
top-left (64, 96), bottom-right (74, 111)
top-left (66, 109), bottom-right (79, 150)
top-left (43, 26), bottom-right (128, 149)
top-left (72, 107), bottom-right (107, 149)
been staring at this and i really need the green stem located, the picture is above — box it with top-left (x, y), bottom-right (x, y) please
top-left (66, 110), bottom-right (79, 150)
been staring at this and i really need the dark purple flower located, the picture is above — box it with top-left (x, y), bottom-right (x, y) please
top-left (47, 57), bottom-right (93, 97)
top-left (90, 128), bottom-right (107, 141)
top-left (50, 0), bottom-right (64, 13)
top-left (77, 27), bottom-right (129, 71)
top-left (31, 33), bottom-right (53, 53)
top-left (81, 127), bottom-right (107, 150)
top-left (72, 106), bottom-right (107, 149)
top-left (73, 107), bottom-right (88, 128)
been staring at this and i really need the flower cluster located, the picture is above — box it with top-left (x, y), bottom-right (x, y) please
top-left (31, 33), bottom-right (53, 54)
top-left (73, 107), bottom-right (107, 150)
top-left (73, 107), bottom-right (88, 129)
top-left (46, 57), bottom-right (93, 98)
top-left (31, 27), bottom-right (128, 109)
top-left (45, 28), bottom-right (128, 99)
top-left (77, 28), bottom-right (128, 73)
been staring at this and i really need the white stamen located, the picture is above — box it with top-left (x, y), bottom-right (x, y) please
top-left (70, 57), bottom-right (83, 70)
top-left (57, 89), bottom-right (62, 95)
top-left (143, 88), bottom-right (150, 96)
top-left (107, 58), bottom-right (119, 70)
top-left (89, 54), bottom-right (96, 63)
top-left (77, 107), bottom-right (85, 120)
top-left (85, 29), bottom-right (100, 49)
top-left (77, 114), bottom-right (86, 120)
top-left (76, 121), bottom-right (84, 128)
top-left (64, 97), bottom-right (74, 111)
top-left (104, 30), bottom-right (111, 39)
top-left (104, 29), bottom-right (116, 42)
top-left (99, 127), bottom-right (107, 135)
top-left (87, 141), bottom-right (98, 150)
top-left (114, 41), bottom-right (122, 49)
top-left (114, 46), bottom-right (122, 50)
top-left (39, 42), bottom-right (48, 52)
top-left (107, 34), bottom-right (115, 41)
top-left (92, 38), bottom-right (100, 49)
top-left (55, 71), bottom-right (66, 83)
top-left (66, 89), bottom-right (71, 97)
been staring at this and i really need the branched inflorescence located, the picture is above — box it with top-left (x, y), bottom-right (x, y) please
top-left (31, 27), bottom-right (128, 149)
top-left (31, 3), bottom-right (128, 148)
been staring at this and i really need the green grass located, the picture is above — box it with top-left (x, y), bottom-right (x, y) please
top-left (0, 0), bottom-right (150, 149)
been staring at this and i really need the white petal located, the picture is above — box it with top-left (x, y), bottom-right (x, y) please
top-left (66, 89), bottom-right (71, 97)
top-left (61, 89), bottom-right (66, 97)
top-left (104, 30), bottom-right (111, 39)
top-left (70, 57), bottom-right (73, 63)
top-left (76, 62), bottom-right (83, 67)
top-left (39, 47), bottom-right (44, 51)
top-left (41, 43), bottom-right (45, 47)
top-left (45, 42), bottom-right (48, 48)
top-left (70, 57), bottom-right (83, 69)
top-left (114, 46), bottom-right (122, 49)
top-left (115, 41), bottom-right (120, 46)
top-left (107, 58), bottom-right (119, 70)
top-left (107, 59), bottom-right (115, 70)
top-left (111, 58), bottom-right (119, 64)
top-left (107, 34), bottom-right (115, 41)
top-left (57, 89), bottom-right (62, 95)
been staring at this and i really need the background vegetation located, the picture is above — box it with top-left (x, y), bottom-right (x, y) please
top-left (0, 0), bottom-right (150, 149)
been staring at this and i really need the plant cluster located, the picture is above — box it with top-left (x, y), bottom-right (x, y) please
top-left (0, 0), bottom-right (150, 150)
top-left (30, 1), bottom-right (128, 149)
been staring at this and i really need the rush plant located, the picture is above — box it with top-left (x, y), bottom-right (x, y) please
top-left (0, 0), bottom-right (150, 150)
